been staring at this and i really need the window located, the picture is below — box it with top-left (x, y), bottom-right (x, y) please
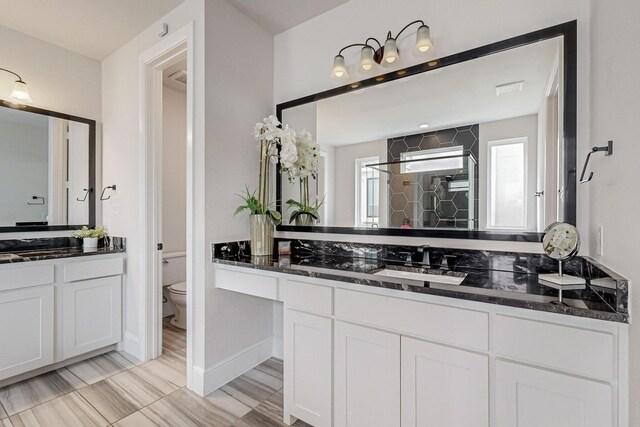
top-left (400, 146), bottom-right (464, 174)
top-left (355, 157), bottom-right (380, 227)
top-left (487, 137), bottom-right (527, 229)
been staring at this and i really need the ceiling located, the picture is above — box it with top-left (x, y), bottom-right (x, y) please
top-left (282, 37), bottom-right (560, 147)
top-left (163, 58), bottom-right (188, 92)
top-left (0, 0), bottom-right (185, 60)
top-left (227, 0), bottom-right (348, 35)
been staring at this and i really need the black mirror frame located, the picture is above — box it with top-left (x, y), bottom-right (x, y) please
top-left (0, 100), bottom-right (96, 233)
top-left (276, 21), bottom-right (577, 242)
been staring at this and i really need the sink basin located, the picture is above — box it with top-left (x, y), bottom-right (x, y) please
top-left (373, 268), bottom-right (467, 285)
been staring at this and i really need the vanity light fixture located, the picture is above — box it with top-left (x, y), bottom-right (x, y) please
top-left (331, 20), bottom-right (433, 79)
top-left (0, 67), bottom-right (33, 103)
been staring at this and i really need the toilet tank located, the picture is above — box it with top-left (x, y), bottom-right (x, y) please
top-left (162, 252), bottom-right (186, 286)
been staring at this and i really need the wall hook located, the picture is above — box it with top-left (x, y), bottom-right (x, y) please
top-left (27, 196), bottom-right (45, 205)
top-left (579, 140), bottom-right (613, 184)
top-left (100, 185), bottom-right (117, 201)
top-left (76, 188), bottom-right (93, 202)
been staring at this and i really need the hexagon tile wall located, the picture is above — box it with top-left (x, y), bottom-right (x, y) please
top-left (387, 124), bottom-right (480, 229)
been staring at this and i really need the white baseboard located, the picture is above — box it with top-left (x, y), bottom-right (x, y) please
top-left (195, 337), bottom-right (275, 396)
top-left (123, 331), bottom-right (143, 361)
top-left (272, 336), bottom-right (283, 359)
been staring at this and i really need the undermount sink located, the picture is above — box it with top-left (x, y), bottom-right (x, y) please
top-left (373, 268), bottom-right (467, 285)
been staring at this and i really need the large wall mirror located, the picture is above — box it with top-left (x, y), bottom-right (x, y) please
top-left (276, 21), bottom-right (576, 242)
top-left (0, 101), bottom-right (96, 232)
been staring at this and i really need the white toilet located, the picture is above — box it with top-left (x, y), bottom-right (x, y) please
top-left (168, 281), bottom-right (187, 329)
top-left (162, 252), bottom-right (187, 330)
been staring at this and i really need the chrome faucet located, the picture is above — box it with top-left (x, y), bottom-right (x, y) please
top-left (417, 245), bottom-right (431, 267)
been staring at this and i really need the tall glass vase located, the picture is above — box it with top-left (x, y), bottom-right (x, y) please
top-left (250, 214), bottom-right (274, 257)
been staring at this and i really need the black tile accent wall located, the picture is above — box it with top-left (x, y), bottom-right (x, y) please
top-left (387, 125), bottom-right (480, 229)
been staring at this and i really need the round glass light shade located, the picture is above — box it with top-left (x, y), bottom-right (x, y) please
top-left (359, 46), bottom-right (376, 72)
top-left (382, 38), bottom-right (399, 66)
top-left (331, 54), bottom-right (349, 79)
top-left (9, 80), bottom-right (33, 103)
top-left (416, 25), bottom-right (433, 53)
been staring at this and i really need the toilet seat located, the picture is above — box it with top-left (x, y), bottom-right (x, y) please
top-left (169, 281), bottom-right (186, 294)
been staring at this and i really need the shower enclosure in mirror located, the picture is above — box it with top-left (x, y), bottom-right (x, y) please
top-left (0, 101), bottom-right (96, 232)
top-left (276, 21), bottom-right (576, 241)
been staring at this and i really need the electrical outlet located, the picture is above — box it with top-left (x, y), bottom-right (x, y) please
top-left (595, 226), bottom-right (604, 257)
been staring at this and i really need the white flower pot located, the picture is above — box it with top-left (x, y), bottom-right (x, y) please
top-left (83, 237), bottom-right (98, 249)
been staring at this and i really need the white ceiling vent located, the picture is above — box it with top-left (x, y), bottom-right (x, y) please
top-left (169, 70), bottom-right (187, 85)
top-left (495, 80), bottom-right (524, 96)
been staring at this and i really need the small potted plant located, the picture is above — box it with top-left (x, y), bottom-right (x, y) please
top-left (71, 226), bottom-right (108, 249)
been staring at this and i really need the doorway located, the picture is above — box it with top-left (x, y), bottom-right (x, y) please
top-left (139, 22), bottom-right (195, 388)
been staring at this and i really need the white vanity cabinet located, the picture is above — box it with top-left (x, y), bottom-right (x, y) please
top-left (61, 257), bottom-right (123, 358)
top-left (334, 321), bottom-right (400, 427)
top-left (401, 337), bottom-right (488, 427)
top-left (495, 360), bottom-right (613, 427)
top-left (284, 309), bottom-right (333, 427)
top-left (0, 254), bottom-right (125, 384)
top-left (213, 264), bottom-right (629, 427)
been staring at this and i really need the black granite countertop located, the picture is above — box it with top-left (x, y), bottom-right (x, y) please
top-left (0, 247), bottom-right (126, 264)
top-left (0, 237), bottom-right (126, 264)
top-left (212, 240), bottom-right (629, 323)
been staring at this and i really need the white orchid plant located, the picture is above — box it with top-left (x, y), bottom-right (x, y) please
top-left (235, 115), bottom-right (296, 224)
top-left (235, 115), bottom-right (324, 225)
top-left (282, 130), bottom-right (324, 224)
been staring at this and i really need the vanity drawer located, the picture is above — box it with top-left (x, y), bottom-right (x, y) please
top-left (334, 288), bottom-right (489, 351)
top-left (216, 267), bottom-right (278, 300)
top-left (63, 257), bottom-right (124, 282)
top-left (0, 264), bottom-right (54, 292)
top-left (494, 314), bottom-right (615, 380)
top-left (281, 279), bottom-right (333, 316)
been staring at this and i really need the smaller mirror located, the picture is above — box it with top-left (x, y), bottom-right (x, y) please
top-left (0, 102), bottom-right (95, 231)
top-left (539, 221), bottom-right (585, 304)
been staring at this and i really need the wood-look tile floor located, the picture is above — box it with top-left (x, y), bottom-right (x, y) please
top-left (0, 317), bottom-right (310, 427)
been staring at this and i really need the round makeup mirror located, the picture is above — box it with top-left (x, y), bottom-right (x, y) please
top-left (539, 222), bottom-right (585, 305)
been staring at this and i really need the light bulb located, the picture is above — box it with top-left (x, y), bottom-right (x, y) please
top-left (359, 46), bottom-right (376, 72)
top-left (331, 54), bottom-right (349, 79)
top-left (416, 25), bottom-right (433, 53)
top-left (9, 80), bottom-right (33, 103)
top-left (382, 38), bottom-right (399, 66)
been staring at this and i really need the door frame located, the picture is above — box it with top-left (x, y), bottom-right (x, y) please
top-left (139, 22), bottom-right (194, 385)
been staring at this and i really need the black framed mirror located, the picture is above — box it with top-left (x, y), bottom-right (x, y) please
top-left (0, 100), bottom-right (96, 232)
top-left (276, 21), bottom-right (577, 242)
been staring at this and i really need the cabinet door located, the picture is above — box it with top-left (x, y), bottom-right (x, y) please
top-left (62, 276), bottom-right (122, 358)
top-left (0, 285), bottom-right (54, 380)
top-left (495, 360), bottom-right (613, 427)
top-left (401, 337), bottom-right (488, 427)
top-left (334, 321), bottom-right (400, 427)
top-left (284, 309), bottom-right (332, 427)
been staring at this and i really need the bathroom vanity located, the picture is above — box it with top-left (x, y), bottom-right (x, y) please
top-left (213, 240), bottom-right (628, 427)
top-left (0, 238), bottom-right (126, 386)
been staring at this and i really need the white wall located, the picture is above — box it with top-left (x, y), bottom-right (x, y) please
top-left (101, 0), bottom-right (206, 375)
top-left (589, 0), bottom-right (640, 424)
top-left (478, 114), bottom-right (538, 231)
top-left (274, 0), bottom-right (591, 253)
top-left (162, 85), bottom-right (187, 254)
top-left (0, 25), bottom-right (102, 237)
top-left (0, 117), bottom-right (48, 224)
top-left (203, 0), bottom-right (275, 379)
top-left (102, 0), bottom-right (276, 395)
top-left (333, 139), bottom-right (388, 227)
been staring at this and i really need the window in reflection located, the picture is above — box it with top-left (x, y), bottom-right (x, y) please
top-left (356, 157), bottom-right (380, 227)
top-left (488, 138), bottom-right (527, 229)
